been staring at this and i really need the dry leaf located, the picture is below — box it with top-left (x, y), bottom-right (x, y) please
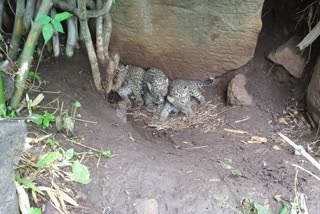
top-left (31, 93), bottom-right (45, 107)
top-left (58, 191), bottom-right (79, 207)
top-left (16, 182), bottom-right (30, 213)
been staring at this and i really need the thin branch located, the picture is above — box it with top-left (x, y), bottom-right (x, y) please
top-left (278, 133), bottom-right (320, 171)
top-left (292, 164), bottom-right (320, 182)
top-left (87, 0), bottom-right (112, 18)
top-left (297, 21), bottom-right (320, 50)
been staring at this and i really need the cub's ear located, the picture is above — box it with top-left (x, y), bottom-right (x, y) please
top-left (167, 95), bottom-right (175, 103)
top-left (147, 82), bottom-right (152, 90)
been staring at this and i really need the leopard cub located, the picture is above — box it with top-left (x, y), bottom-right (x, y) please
top-left (159, 77), bottom-right (215, 121)
top-left (142, 68), bottom-right (169, 113)
top-left (116, 65), bottom-right (145, 106)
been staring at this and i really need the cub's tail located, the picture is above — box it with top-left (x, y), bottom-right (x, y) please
top-left (191, 77), bottom-right (216, 87)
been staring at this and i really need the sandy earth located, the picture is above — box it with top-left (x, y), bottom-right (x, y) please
top-left (34, 42), bottom-right (320, 214)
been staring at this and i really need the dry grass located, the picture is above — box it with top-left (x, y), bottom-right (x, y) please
top-left (130, 102), bottom-right (226, 133)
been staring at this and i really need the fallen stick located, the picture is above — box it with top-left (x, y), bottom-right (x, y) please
top-left (224, 128), bottom-right (248, 135)
top-left (278, 133), bottom-right (320, 171)
top-left (292, 164), bottom-right (320, 182)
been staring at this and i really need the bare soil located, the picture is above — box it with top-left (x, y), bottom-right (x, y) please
top-left (34, 42), bottom-right (320, 214)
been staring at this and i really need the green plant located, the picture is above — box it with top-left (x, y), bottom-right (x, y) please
top-left (28, 71), bottom-right (42, 82)
top-left (56, 101), bottom-right (81, 135)
top-left (28, 207), bottom-right (42, 214)
top-left (31, 111), bottom-right (55, 129)
top-left (15, 176), bottom-right (43, 195)
top-left (72, 160), bottom-right (92, 184)
top-left (36, 12), bottom-right (73, 44)
top-left (45, 138), bottom-right (59, 147)
top-left (37, 151), bottom-right (61, 169)
top-left (0, 104), bottom-right (17, 118)
top-left (219, 161), bottom-right (242, 177)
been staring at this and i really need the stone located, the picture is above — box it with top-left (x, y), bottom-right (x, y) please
top-left (267, 36), bottom-right (305, 79)
top-left (116, 101), bottom-right (127, 123)
top-left (134, 198), bottom-right (159, 214)
top-left (307, 57), bottom-right (320, 126)
top-left (110, 0), bottom-right (264, 79)
top-left (227, 74), bottom-right (253, 106)
top-left (0, 121), bottom-right (27, 214)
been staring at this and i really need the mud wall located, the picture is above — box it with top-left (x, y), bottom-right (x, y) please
top-left (109, 0), bottom-right (264, 79)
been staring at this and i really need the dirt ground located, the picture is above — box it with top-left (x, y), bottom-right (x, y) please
top-left (34, 34), bottom-right (320, 214)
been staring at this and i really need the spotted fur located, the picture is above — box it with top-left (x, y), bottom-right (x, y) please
top-left (116, 65), bottom-right (145, 106)
top-left (159, 78), bottom-right (215, 121)
top-left (142, 68), bottom-right (169, 113)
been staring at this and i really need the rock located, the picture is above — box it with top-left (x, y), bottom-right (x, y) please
top-left (267, 36), bottom-right (305, 79)
top-left (227, 74), bottom-right (253, 106)
top-left (307, 57), bottom-right (320, 126)
top-left (110, 0), bottom-right (263, 79)
top-left (134, 198), bottom-right (159, 214)
top-left (0, 121), bottom-right (27, 214)
top-left (116, 101), bottom-right (127, 123)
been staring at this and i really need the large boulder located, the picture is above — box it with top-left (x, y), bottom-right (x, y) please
top-left (110, 0), bottom-right (264, 79)
top-left (0, 121), bottom-right (27, 214)
top-left (307, 57), bottom-right (320, 126)
top-left (267, 36), bottom-right (305, 79)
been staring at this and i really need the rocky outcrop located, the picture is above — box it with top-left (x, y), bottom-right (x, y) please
top-left (0, 121), bottom-right (27, 214)
top-left (110, 0), bottom-right (264, 79)
top-left (227, 74), bottom-right (253, 106)
top-left (307, 57), bottom-right (320, 125)
top-left (267, 37), bottom-right (305, 79)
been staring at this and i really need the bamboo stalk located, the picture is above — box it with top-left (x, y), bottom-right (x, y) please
top-left (10, 0), bottom-right (53, 108)
top-left (23, 0), bottom-right (36, 35)
top-left (0, 0), bottom-right (5, 32)
top-left (51, 7), bottom-right (60, 57)
top-left (8, 0), bottom-right (26, 60)
top-left (65, 0), bottom-right (77, 57)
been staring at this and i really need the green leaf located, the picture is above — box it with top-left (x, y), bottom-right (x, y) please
top-left (28, 207), bottom-right (42, 214)
top-left (54, 12), bottom-right (73, 22)
top-left (102, 150), bottom-right (111, 158)
top-left (279, 204), bottom-right (290, 214)
top-left (42, 111), bottom-right (55, 129)
top-left (219, 161), bottom-right (242, 176)
top-left (73, 101), bottom-right (81, 108)
top-left (51, 19), bottom-right (64, 33)
top-left (72, 160), bottom-right (92, 184)
top-left (35, 15), bottom-right (51, 25)
top-left (31, 114), bottom-right (43, 125)
top-left (28, 71), bottom-right (42, 81)
top-left (0, 104), bottom-right (6, 117)
top-left (65, 148), bottom-right (74, 160)
top-left (63, 116), bottom-right (74, 135)
top-left (15, 176), bottom-right (43, 194)
top-left (0, 34), bottom-right (4, 42)
top-left (42, 23), bottom-right (54, 44)
top-left (254, 202), bottom-right (272, 214)
top-left (37, 152), bottom-right (61, 169)
top-left (45, 139), bottom-right (59, 146)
